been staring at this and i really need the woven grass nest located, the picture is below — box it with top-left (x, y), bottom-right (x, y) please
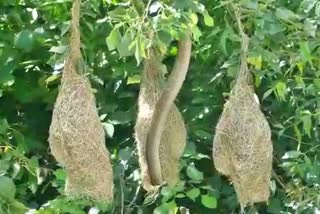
top-left (212, 54), bottom-right (273, 208)
top-left (48, 0), bottom-right (113, 202)
top-left (135, 49), bottom-right (187, 191)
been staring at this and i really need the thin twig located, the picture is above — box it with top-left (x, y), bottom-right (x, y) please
top-left (231, 3), bottom-right (248, 54)
top-left (230, 3), bottom-right (250, 83)
top-left (272, 170), bottom-right (287, 191)
top-left (119, 175), bottom-right (125, 214)
top-left (127, 185), bottom-right (141, 209)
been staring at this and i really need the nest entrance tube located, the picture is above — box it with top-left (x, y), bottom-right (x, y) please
top-left (212, 6), bottom-right (273, 209)
top-left (48, 0), bottom-right (113, 202)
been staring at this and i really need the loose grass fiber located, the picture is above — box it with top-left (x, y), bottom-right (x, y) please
top-left (135, 49), bottom-right (187, 191)
top-left (48, 0), bottom-right (113, 202)
top-left (212, 7), bottom-right (273, 210)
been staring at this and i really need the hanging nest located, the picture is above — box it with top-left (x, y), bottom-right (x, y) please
top-left (212, 39), bottom-right (273, 208)
top-left (135, 49), bottom-right (187, 191)
top-left (48, 0), bottom-right (113, 202)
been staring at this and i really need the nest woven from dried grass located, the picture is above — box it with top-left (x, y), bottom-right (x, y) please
top-left (48, 0), bottom-right (113, 202)
top-left (212, 53), bottom-right (273, 209)
top-left (135, 49), bottom-right (187, 191)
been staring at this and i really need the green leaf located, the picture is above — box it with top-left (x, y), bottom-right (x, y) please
top-left (118, 147), bottom-right (132, 161)
top-left (12, 163), bottom-right (21, 179)
top-left (267, 198), bottom-right (282, 214)
top-left (247, 55), bottom-right (262, 70)
top-left (316, 2), bottom-right (320, 16)
top-left (102, 122), bottom-right (115, 138)
top-left (299, 42), bottom-right (312, 63)
top-left (117, 32), bottom-right (134, 57)
top-left (45, 74), bottom-right (60, 85)
top-left (201, 195), bottom-right (217, 209)
top-left (0, 63), bottom-right (15, 85)
top-left (303, 19), bottom-right (317, 37)
top-left (186, 188), bottom-right (200, 201)
top-left (262, 89), bottom-right (273, 101)
top-left (29, 156), bottom-right (39, 172)
top-left (14, 30), bottom-right (34, 52)
top-left (106, 29), bottom-right (121, 51)
top-left (174, 0), bottom-right (193, 9)
top-left (190, 13), bottom-right (198, 25)
top-left (0, 160), bottom-right (10, 174)
top-left (13, 129), bottom-right (28, 154)
top-left (242, 0), bottom-right (258, 9)
top-left (301, 0), bottom-right (317, 13)
top-left (161, 186), bottom-right (176, 202)
top-left (95, 202), bottom-right (112, 212)
top-left (302, 114), bottom-right (312, 137)
top-left (0, 118), bottom-right (9, 134)
top-left (296, 61), bottom-right (305, 73)
top-left (186, 163), bottom-right (204, 181)
top-left (220, 30), bottom-right (228, 56)
top-left (282, 151), bottom-right (302, 159)
top-left (276, 8), bottom-right (297, 21)
top-left (169, 46), bottom-right (178, 56)
top-left (173, 181), bottom-right (185, 192)
top-left (132, 0), bottom-right (145, 15)
top-left (191, 26), bottom-right (202, 42)
top-left (8, 200), bottom-right (28, 214)
top-left (194, 130), bottom-right (211, 139)
top-left (267, 23), bottom-right (285, 35)
top-left (314, 79), bottom-right (320, 89)
top-left (294, 125), bottom-right (302, 146)
top-left (134, 35), bottom-right (148, 65)
top-left (49, 46), bottom-right (68, 54)
top-left (109, 111), bottom-right (133, 124)
top-left (0, 176), bottom-right (16, 201)
top-left (157, 30), bottom-right (172, 46)
top-left (274, 82), bottom-right (286, 101)
top-left (127, 75), bottom-right (141, 85)
top-left (54, 169), bottom-right (66, 181)
top-left (294, 75), bottom-right (305, 88)
top-left (154, 201), bottom-right (177, 214)
top-left (175, 193), bottom-right (185, 198)
top-left (108, 7), bottom-right (127, 20)
top-left (203, 10), bottom-right (214, 27)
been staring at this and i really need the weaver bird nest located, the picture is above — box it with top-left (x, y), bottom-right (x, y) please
top-left (48, 0), bottom-right (113, 202)
top-left (212, 60), bottom-right (273, 209)
top-left (135, 50), bottom-right (186, 191)
top-left (49, 68), bottom-right (114, 202)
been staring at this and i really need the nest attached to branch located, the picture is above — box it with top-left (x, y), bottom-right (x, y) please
top-left (212, 52), bottom-right (273, 209)
top-left (48, 0), bottom-right (113, 202)
top-left (135, 49), bottom-right (187, 191)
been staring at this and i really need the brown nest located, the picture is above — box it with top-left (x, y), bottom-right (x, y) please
top-left (213, 54), bottom-right (273, 208)
top-left (48, 0), bottom-right (113, 202)
top-left (213, 7), bottom-right (273, 208)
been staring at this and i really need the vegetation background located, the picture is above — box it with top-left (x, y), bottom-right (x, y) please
top-left (0, 0), bottom-right (320, 213)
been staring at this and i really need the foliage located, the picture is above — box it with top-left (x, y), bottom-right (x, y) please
top-left (0, 0), bottom-right (320, 213)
